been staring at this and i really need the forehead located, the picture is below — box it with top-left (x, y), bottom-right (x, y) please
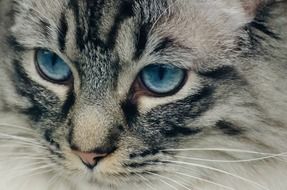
top-left (64, 0), bottom-right (170, 92)
top-left (12, 0), bottom-right (169, 48)
top-left (11, 0), bottom-right (174, 98)
top-left (11, 0), bottom-right (247, 84)
top-left (12, 0), bottom-right (247, 54)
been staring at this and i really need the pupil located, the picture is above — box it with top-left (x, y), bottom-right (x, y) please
top-left (158, 67), bottom-right (166, 81)
top-left (51, 54), bottom-right (58, 67)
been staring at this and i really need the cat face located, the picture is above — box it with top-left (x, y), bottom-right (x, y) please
top-left (1, 0), bottom-right (286, 189)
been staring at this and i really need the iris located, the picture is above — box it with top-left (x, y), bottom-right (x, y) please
top-left (140, 64), bottom-right (186, 95)
top-left (36, 50), bottom-right (72, 83)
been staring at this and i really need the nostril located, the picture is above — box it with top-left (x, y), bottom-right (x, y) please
top-left (72, 150), bottom-right (108, 170)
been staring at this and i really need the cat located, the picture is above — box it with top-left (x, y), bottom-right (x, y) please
top-left (0, 0), bottom-right (286, 189)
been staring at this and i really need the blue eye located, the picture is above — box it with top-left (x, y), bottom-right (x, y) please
top-left (36, 50), bottom-right (72, 83)
top-left (140, 64), bottom-right (186, 95)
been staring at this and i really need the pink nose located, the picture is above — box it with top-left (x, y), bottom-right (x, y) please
top-left (73, 150), bottom-right (108, 169)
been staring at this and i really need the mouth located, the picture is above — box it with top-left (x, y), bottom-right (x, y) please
top-left (68, 157), bottom-right (164, 186)
top-left (44, 141), bottom-right (168, 187)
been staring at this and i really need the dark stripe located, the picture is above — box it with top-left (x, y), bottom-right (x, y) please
top-left (144, 86), bottom-right (214, 139)
top-left (215, 120), bottom-right (243, 136)
top-left (251, 4), bottom-right (280, 40)
top-left (13, 61), bottom-right (47, 121)
top-left (44, 129), bottom-right (54, 144)
top-left (61, 91), bottom-right (76, 117)
top-left (121, 100), bottom-right (139, 124)
top-left (44, 129), bottom-right (64, 158)
top-left (13, 60), bottom-right (61, 122)
top-left (236, 26), bottom-right (257, 54)
top-left (40, 19), bottom-right (51, 38)
top-left (67, 118), bottom-right (74, 146)
top-left (153, 37), bottom-right (174, 53)
top-left (70, 0), bottom-right (134, 50)
top-left (172, 86), bottom-right (214, 120)
top-left (6, 35), bottom-right (26, 51)
top-left (86, 0), bottom-right (105, 47)
top-left (58, 12), bottom-right (68, 51)
top-left (198, 66), bottom-right (239, 80)
top-left (106, 1), bottom-right (135, 49)
top-left (124, 160), bottom-right (160, 168)
top-left (161, 124), bottom-right (201, 138)
top-left (7, 2), bottom-right (21, 19)
top-left (129, 171), bottom-right (160, 176)
top-left (44, 129), bottom-right (60, 149)
top-left (129, 148), bottom-right (160, 159)
top-left (134, 23), bottom-right (151, 59)
top-left (237, 4), bottom-right (280, 54)
top-left (23, 104), bottom-right (46, 122)
top-left (250, 21), bottom-right (279, 39)
top-left (68, 0), bottom-right (85, 50)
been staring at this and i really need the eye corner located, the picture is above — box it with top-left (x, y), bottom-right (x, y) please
top-left (35, 49), bottom-right (73, 85)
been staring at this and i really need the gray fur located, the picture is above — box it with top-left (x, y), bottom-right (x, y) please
top-left (0, 0), bottom-right (286, 190)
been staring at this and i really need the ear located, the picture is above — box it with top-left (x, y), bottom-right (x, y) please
top-left (241, 0), bottom-right (278, 17)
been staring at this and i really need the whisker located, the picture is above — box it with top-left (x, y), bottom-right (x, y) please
top-left (163, 160), bottom-right (270, 190)
top-left (47, 175), bottom-right (56, 184)
top-left (0, 157), bottom-right (49, 163)
top-left (8, 163), bottom-right (56, 178)
top-left (8, 161), bottom-right (51, 171)
top-left (136, 173), bottom-right (158, 190)
top-left (7, 164), bottom-right (56, 181)
top-left (18, 168), bottom-right (55, 190)
top-left (0, 123), bottom-right (35, 132)
top-left (0, 152), bottom-right (49, 158)
top-left (175, 171), bottom-right (235, 190)
top-left (47, 172), bottom-right (63, 189)
top-left (174, 151), bottom-right (287, 163)
top-left (146, 171), bottom-right (192, 190)
top-left (159, 179), bottom-right (179, 190)
top-left (22, 168), bottom-right (56, 184)
top-left (0, 158), bottom-right (49, 164)
top-left (0, 142), bottom-right (42, 147)
top-left (0, 138), bottom-right (38, 143)
top-left (162, 148), bottom-right (279, 156)
top-left (0, 142), bottom-right (49, 150)
top-left (0, 133), bottom-right (42, 145)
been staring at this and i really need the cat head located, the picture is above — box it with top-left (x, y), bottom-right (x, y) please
top-left (0, 0), bottom-right (281, 188)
